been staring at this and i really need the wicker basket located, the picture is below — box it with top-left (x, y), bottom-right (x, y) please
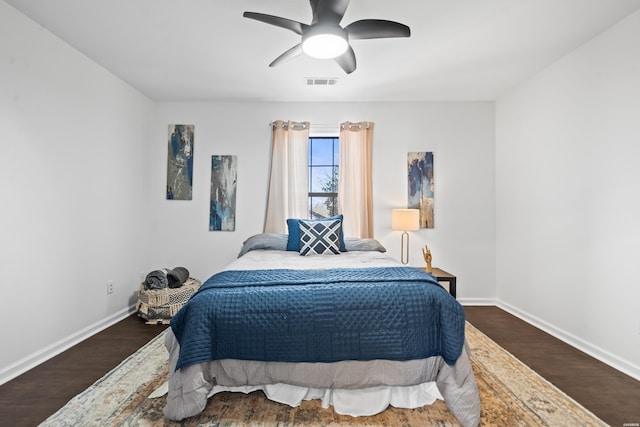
top-left (136, 278), bottom-right (201, 324)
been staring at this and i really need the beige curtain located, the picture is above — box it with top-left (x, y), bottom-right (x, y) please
top-left (263, 120), bottom-right (310, 233)
top-left (338, 121), bottom-right (374, 238)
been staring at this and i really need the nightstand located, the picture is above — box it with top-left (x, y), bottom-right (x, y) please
top-left (429, 267), bottom-right (457, 299)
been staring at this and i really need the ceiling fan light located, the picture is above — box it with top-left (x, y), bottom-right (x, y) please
top-left (302, 29), bottom-right (348, 59)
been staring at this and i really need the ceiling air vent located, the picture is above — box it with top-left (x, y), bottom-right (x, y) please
top-left (305, 77), bottom-right (338, 86)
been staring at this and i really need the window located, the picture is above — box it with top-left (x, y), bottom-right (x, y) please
top-left (308, 137), bottom-right (339, 219)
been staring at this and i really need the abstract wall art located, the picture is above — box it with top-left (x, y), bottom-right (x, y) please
top-left (407, 151), bottom-right (434, 228)
top-left (166, 124), bottom-right (194, 200)
top-left (210, 155), bottom-right (237, 231)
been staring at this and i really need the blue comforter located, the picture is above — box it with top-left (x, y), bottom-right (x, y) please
top-left (170, 267), bottom-right (465, 371)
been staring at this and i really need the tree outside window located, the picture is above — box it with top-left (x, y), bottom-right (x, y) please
top-left (308, 137), bottom-right (339, 218)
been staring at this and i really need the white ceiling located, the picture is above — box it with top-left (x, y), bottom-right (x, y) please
top-left (7, 0), bottom-right (640, 102)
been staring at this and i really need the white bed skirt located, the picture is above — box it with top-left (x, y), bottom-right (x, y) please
top-left (207, 381), bottom-right (443, 417)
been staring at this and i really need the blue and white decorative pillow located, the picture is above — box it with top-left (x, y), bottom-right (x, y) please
top-left (299, 219), bottom-right (342, 256)
top-left (286, 214), bottom-right (347, 252)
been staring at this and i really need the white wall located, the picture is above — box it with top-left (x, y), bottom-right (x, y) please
top-left (495, 10), bottom-right (640, 379)
top-left (0, 2), bottom-right (155, 383)
top-left (151, 101), bottom-right (496, 302)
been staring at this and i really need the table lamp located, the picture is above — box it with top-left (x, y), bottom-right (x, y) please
top-left (391, 208), bottom-right (420, 264)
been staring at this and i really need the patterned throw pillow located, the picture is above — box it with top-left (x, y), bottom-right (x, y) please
top-left (299, 219), bottom-right (342, 256)
top-left (286, 214), bottom-right (347, 252)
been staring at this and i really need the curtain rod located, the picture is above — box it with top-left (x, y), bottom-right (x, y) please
top-left (269, 121), bottom-right (373, 130)
top-left (311, 123), bottom-right (340, 129)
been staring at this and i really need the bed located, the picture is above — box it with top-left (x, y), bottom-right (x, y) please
top-left (163, 232), bottom-right (480, 427)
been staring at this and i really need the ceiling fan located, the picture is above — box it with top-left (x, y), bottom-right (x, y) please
top-left (243, 0), bottom-right (411, 74)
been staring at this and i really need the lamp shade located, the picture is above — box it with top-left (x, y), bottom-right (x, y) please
top-left (391, 209), bottom-right (420, 231)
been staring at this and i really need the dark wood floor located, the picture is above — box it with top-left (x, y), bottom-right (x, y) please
top-left (0, 307), bottom-right (638, 426)
top-left (465, 306), bottom-right (640, 427)
top-left (0, 316), bottom-right (167, 427)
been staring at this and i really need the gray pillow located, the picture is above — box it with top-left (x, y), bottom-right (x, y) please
top-left (238, 234), bottom-right (387, 257)
top-left (343, 237), bottom-right (387, 252)
top-left (238, 233), bottom-right (288, 257)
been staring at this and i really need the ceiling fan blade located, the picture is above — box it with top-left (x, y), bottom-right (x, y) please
top-left (334, 45), bottom-right (356, 74)
top-left (315, 0), bottom-right (350, 24)
top-left (309, 0), bottom-right (319, 24)
top-left (345, 19), bottom-right (411, 40)
top-left (269, 44), bottom-right (304, 67)
top-left (243, 12), bottom-right (308, 35)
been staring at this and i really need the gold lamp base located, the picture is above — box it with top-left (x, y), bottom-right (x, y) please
top-left (400, 231), bottom-right (409, 264)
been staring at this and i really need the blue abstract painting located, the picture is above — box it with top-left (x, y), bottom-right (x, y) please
top-left (210, 155), bottom-right (237, 231)
top-left (407, 152), bottom-right (434, 228)
top-left (166, 124), bottom-right (194, 200)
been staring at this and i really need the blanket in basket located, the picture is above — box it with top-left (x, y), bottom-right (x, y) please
top-left (137, 278), bottom-right (201, 322)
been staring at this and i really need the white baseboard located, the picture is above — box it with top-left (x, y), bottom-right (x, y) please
top-left (497, 300), bottom-right (640, 382)
top-left (459, 297), bottom-right (496, 306)
top-left (0, 305), bottom-right (136, 386)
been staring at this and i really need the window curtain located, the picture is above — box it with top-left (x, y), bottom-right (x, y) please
top-left (338, 121), bottom-right (374, 238)
top-left (263, 120), bottom-right (310, 234)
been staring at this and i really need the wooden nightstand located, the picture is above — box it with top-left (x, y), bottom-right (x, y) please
top-left (429, 267), bottom-right (457, 299)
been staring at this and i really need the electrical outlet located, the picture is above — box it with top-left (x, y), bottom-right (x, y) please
top-left (107, 280), bottom-right (114, 294)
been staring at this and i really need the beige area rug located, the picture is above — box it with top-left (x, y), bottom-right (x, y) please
top-left (40, 323), bottom-right (608, 427)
